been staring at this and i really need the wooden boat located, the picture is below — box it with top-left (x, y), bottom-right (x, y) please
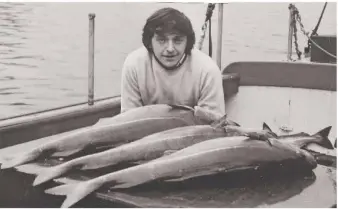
top-left (0, 61), bottom-right (336, 208)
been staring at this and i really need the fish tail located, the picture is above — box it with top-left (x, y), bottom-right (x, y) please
top-left (45, 181), bottom-right (102, 208)
top-left (334, 138), bottom-right (336, 148)
top-left (313, 126), bottom-right (334, 149)
top-left (33, 164), bottom-right (72, 186)
top-left (1, 149), bottom-right (43, 169)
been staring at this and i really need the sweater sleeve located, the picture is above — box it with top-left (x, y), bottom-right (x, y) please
top-left (197, 66), bottom-right (226, 116)
top-left (120, 56), bottom-right (143, 113)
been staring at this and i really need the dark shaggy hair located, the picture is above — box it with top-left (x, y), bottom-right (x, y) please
top-left (142, 7), bottom-right (195, 55)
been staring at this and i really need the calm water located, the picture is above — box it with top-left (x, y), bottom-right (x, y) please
top-left (0, 2), bottom-right (336, 119)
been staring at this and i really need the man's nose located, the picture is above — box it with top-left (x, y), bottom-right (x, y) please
top-left (166, 40), bottom-right (175, 53)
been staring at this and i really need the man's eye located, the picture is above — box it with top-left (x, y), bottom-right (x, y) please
top-left (174, 38), bottom-right (183, 44)
top-left (157, 38), bottom-right (166, 43)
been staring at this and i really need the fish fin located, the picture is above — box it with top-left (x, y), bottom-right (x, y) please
top-left (211, 114), bottom-right (240, 128)
top-left (262, 122), bottom-right (273, 132)
top-left (33, 164), bottom-right (72, 186)
top-left (262, 122), bottom-right (278, 138)
top-left (45, 181), bottom-right (102, 208)
top-left (230, 120), bottom-right (241, 127)
top-left (245, 133), bottom-right (272, 146)
top-left (210, 114), bottom-right (227, 128)
top-left (167, 104), bottom-right (194, 111)
top-left (1, 149), bottom-right (42, 169)
top-left (313, 126), bottom-right (331, 138)
top-left (133, 160), bottom-right (152, 165)
top-left (334, 138), bottom-right (337, 148)
top-left (51, 148), bottom-right (84, 157)
top-left (54, 177), bottom-right (84, 185)
top-left (163, 150), bottom-right (178, 156)
top-left (15, 163), bottom-right (45, 175)
top-left (312, 126), bottom-right (334, 149)
top-left (164, 168), bottom-right (225, 182)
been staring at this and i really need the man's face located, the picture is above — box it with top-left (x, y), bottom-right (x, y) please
top-left (151, 31), bottom-right (187, 69)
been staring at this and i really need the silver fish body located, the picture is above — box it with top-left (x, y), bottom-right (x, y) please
top-left (31, 124), bottom-right (232, 186)
top-left (46, 136), bottom-right (316, 208)
top-left (1, 105), bottom-right (208, 169)
top-left (30, 122), bottom-right (274, 186)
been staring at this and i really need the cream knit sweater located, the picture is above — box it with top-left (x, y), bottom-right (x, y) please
top-left (121, 46), bottom-right (225, 116)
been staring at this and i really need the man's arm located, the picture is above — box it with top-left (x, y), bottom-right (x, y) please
top-left (120, 58), bottom-right (143, 113)
top-left (197, 67), bottom-right (226, 116)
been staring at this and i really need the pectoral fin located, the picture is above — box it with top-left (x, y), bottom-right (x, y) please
top-left (163, 150), bottom-right (178, 156)
top-left (51, 148), bottom-right (84, 157)
top-left (164, 167), bottom-right (227, 182)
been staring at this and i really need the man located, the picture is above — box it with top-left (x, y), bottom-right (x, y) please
top-left (121, 7), bottom-right (225, 115)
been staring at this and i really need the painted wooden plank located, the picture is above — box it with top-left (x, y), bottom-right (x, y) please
top-left (0, 97), bottom-right (121, 149)
top-left (225, 86), bottom-right (337, 145)
top-left (223, 61), bottom-right (336, 91)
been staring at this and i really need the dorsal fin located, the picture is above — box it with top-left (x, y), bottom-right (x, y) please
top-left (262, 122), bottom-right (278, 137)
top-left (262, 122), bottom-right (272, 132)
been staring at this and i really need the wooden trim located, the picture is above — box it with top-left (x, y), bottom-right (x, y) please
top-left (0, 97), bottom-right (121, 149)
top-left (222, 61), bottom-right (336, 91)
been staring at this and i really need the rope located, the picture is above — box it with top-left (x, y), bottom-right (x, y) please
top-left (208, 16), bottom-right (212, 57)
top-left (312, 2), bottom-right (328, 36)
top-left (305, 2), bottom-right (328, 54)
top-left (197, 3), bottom-right (215, 57)
top-left (289, 4), bottom-right (302, 60)
top-left (306, 34), bottom-right (337, 59)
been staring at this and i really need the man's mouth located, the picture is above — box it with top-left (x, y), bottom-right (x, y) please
top-left (163, 55), bottom-right (176, 58)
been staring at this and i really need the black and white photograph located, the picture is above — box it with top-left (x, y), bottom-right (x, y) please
top-left (0, 0), bottom-right (336, 208)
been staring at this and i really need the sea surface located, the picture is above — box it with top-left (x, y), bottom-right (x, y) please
top-left (0, 2), bottom-right (336, 119)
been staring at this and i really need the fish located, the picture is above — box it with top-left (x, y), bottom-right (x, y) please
top-left (45, 135), bottom-right (317, 208)
top-left (95, 105), bottom-right (225, 126)
top-left (276, 126), bottom-right (334, 150)
top-left (0, 104), bottom-right (211, 169)
top-left (28, 114), bottom-right (250, 186)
